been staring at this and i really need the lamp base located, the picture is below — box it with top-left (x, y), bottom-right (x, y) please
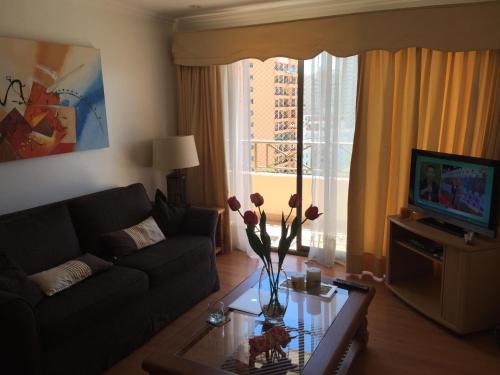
top-left (166, 170), bottom-right (186, 204)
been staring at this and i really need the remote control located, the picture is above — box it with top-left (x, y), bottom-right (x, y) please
top-left (333, 278), bottom-right (370, 292)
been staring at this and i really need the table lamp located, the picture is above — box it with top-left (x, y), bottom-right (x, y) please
top-left (153, 136), bottom-right (199, 203)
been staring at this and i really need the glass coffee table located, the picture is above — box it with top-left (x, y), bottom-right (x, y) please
top-left (143, 270), bottom-right (375, 375)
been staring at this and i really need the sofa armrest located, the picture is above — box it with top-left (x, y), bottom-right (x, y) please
top-left (181, 207), bottom-right (219, 248)
top-left (0, 291), bottom-right (40, 375)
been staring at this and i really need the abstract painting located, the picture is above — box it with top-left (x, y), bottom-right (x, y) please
top-left (0, 36), bottom-right (108, 163)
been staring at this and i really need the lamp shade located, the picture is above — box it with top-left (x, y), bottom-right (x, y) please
top-left (153, 136), bottom-right (199, 171)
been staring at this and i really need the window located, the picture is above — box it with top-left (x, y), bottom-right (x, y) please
top-left (238, 55), bottom-right (357, 257)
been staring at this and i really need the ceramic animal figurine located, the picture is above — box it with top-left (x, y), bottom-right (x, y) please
top-left (248, 326), bottom-right (294, 367)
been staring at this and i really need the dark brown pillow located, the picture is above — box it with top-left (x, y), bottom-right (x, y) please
top-left (101, 216), bottom-right (165, 258)
top-left (151, 189), bottom-right (189, 237)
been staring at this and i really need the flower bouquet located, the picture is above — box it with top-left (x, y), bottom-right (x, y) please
top-left (227, 193), bottom-right (321, 322)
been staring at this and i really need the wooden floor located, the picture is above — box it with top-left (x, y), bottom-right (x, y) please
top-left (106, 251), bottom-right (500, 375)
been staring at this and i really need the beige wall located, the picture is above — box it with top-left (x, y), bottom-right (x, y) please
top-left (0, 0), bottom-right (176, 215)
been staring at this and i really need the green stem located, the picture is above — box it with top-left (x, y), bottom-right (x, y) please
top-left (285, 207), bottom-right (294, 223)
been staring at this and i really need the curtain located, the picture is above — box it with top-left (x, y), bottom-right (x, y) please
top-left (220, 61), bottom-right (254, 256)
top-left (347, 48), bottom-right (500, 277)
top-left (172, 2), bottom-right (500, 66)
top-left (306, 52), bottom-right (358, 267)
top-left (176, 65), bottom-right (232, 251)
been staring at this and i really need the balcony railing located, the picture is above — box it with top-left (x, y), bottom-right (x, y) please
top-left (251, 140), bottom-right (353, 177)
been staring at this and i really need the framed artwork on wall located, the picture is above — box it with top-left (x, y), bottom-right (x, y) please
top-left (0, 36), bottom-right (109, 163)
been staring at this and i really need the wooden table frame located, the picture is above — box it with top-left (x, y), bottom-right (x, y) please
top-left (143, 271), bottom-right (375, 375)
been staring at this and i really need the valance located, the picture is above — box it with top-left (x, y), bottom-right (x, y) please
top-left (172, 2), bottom-right (500, 66)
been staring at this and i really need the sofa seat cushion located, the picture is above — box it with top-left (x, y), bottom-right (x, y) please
top-left (34, 266), bottom-right (148, 344)
top-left (115, 235), bottom-right (212, 286)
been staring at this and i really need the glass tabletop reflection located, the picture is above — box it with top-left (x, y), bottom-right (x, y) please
top-left (181, 284), bottom-right (349, 374)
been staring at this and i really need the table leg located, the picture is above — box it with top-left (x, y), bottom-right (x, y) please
top-left (354, 315), bottom-right (369, 349)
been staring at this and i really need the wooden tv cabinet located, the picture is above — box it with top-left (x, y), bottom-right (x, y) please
top-left (386, 215), bottom-right (500, 334)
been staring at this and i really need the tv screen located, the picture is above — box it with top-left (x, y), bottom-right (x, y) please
top-left (409, 149), bottom-right (499, 237)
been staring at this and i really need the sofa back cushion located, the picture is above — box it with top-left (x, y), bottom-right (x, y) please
top-left (68, 184), bottom-right (152, 256)
top-left (0, 204), bottom-right (81, 275)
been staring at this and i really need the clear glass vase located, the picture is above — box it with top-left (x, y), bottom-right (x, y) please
top-left (258, 264), bottom-right (289, 324)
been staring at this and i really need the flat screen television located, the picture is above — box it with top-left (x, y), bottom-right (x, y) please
top-left (408, 149), bottom-right (500, 238)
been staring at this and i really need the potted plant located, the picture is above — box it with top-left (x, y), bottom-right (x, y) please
top-left (227, 193), bottom-right (321, 323)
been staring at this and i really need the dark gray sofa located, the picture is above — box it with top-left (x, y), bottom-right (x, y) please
top-left (0, 183), bottom-right (220, 375)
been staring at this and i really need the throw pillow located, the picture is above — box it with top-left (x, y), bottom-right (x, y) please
top-left (101, 216), bottom-right (165, 257)
top-left (151, 189), bottom-right (189, 237)
top-left (29, 253), bottom-right (112, 296)
top-left (0, 252), bottom-right (43, 307)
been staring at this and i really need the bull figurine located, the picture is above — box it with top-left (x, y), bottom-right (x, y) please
top-left (248, 326), bottom-right (295, 367)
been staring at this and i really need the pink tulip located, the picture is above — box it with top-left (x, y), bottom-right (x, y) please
top-left (250, 193), bottom-right (264, 207)
top-left (243, 210), bottom-right (259, 226)
top-left (304, 205), bottom-right (322, 220)
top-left (227, 196), bottom-right (241, 211)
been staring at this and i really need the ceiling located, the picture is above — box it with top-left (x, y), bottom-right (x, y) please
top-left (112, 0), bottom-right (486, 19)
top-left (113, 0), bottom-right (275, 17)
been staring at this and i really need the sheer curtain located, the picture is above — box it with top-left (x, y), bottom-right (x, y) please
top-left (307, 52), bottom-right (358, 267)
top-left (220, 61), bottom-right (254, 256)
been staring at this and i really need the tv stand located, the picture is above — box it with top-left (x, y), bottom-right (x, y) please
top-left (387, 215), bottom-right (500, 334)
top-left (417, 217), bottom-right (465, 237)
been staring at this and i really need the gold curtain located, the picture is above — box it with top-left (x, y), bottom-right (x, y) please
top-left (172, 2), bottom-right (500, 66)
top-left (176, 65), bottom-right (232, 251)
top-left (347, 48), bottom-right (500, 277)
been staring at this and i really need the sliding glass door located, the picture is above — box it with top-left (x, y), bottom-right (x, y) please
top-left (249, 57), bottom-right (302, 250)
top-left (243, 54), bottom-right (357, 259)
